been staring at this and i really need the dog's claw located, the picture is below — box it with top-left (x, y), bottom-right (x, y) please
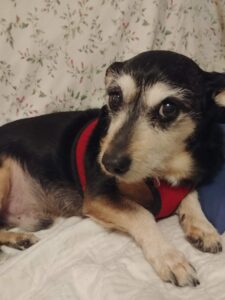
top-left (192, 278), bottom-right (200, 287)
top-left (151, 248), bottom-right (199, 287)
top-left (165, 266), bottom-right (199, 287)
top-left (170, 272), bottom-right (179, 286)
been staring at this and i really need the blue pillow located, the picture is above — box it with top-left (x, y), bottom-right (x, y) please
top-left (198, 124), bottom-right (225, 234)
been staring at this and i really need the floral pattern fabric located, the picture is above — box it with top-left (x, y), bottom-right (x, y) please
top-left (0, 0), bottom-right (224, 124)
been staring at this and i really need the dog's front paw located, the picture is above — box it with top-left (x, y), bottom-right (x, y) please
top-left (6, 232), bottom-right (39, 250)
top-left (15, 233), bottom-right (39, 250)
top-left (151, 249), bottom-right (199, 287)
top-left (186, 224), bottom-right (222, 253)
top-left (180, 216), bottom-right (222, 253)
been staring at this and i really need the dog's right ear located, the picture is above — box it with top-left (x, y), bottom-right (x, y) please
top-left (105, 62), bottom-right (124, 86)
top-left (205, 71), bottom-right (225, 123)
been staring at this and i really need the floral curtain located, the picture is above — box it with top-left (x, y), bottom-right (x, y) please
top-left (0, 0), bottom-right (224, 124)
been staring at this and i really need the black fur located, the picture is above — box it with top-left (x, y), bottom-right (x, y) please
top-left (0, 110), bottom-right (99, 188)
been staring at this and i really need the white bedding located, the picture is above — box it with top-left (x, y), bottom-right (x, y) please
top-left (0, 0), bottom-right (225, 299)
top-left (1, 216), bottom-right (225, 300)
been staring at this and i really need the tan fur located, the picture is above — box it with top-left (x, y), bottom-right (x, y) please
top-left (158, 151), bottom-right (194, 186)
top-left (144, 82), bottom-right (187, 108)
top-left (83, 194), bottom-right (136, 231)
top-left (215, 89), bottom-right (225, 106)
top-left (117, 74), bottom-right (137, 103)
top-left (99, 113), bottom-right (195, 184)
top-left (105, 70), bottom-right (137, 103)
top-left (120, 116), bottom-right (195, 184)
top-left (105, 70), bottom-right (116, 87)
top-left (0, 159), bottom-right (10, 210)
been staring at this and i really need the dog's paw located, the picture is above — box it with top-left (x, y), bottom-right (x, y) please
top-left (181, 216), bottom-right (222, 253)
top-left (186, 225), bottom-right (222, 253)
top-left (15, 233), bottom-right (39, 250)
top-left (151, 249), bottom-right (199, 287)
top-left (6, 232), bottom-right (39, 250)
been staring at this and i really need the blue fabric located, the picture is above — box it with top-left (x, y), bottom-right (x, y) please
top-left (198, 124), bottom-right (225, 234)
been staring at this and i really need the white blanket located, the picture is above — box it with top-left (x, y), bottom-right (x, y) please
top-left (1, 216), bottom-right (225, 300)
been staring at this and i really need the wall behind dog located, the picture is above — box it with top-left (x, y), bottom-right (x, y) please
top-left (0, 0), bottom-right (224, 124)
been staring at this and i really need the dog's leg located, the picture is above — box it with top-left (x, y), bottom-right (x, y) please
top-left (177, 190), bottom-right (222, 253)
top-left (0, 162), bottom-right (10, 211)
top-left (0, 159), bottom-right (39, 250)
top-left (83, 195), bottom-right (199, 287)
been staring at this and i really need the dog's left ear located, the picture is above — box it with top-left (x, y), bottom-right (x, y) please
top-left (205, 71), bottom-right (225, 123)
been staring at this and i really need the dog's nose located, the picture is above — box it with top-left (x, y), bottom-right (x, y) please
top-left (102, 153), bottom-right (131, 175)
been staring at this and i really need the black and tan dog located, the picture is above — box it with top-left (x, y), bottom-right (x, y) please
top-left (0, 51), bottom-right (225, 287)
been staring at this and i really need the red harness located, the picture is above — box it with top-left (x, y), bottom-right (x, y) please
top-left (74, 118), bottom-right (192, 220)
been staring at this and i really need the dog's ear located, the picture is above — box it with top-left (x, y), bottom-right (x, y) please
top-left (205, 71), bottom-right (225, 123)
top-left (105, 62), bottom-right (124, 86)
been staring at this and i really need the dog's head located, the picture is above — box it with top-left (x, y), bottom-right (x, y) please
top-left (99, 51), bottom-right (225, 185)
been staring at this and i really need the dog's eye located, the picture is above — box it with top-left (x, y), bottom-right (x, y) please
top-left (159, 99), bottom-right (179, 120)
top-left (108, 92), bottom-right (123, 112)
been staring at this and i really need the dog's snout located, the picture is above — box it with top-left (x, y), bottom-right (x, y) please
top-left (102, 153), bottom-right (131, 175)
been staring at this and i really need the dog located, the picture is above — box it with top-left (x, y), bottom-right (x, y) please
top-left (0, 50), bottom-right (224, 287)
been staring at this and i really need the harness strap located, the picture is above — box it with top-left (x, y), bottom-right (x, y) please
top-left (75, 118), bottom-right (98, 191)
top-left (155, 181), bottom-right (191, 219)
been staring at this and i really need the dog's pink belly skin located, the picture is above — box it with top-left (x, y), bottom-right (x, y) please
top-left (4, 161), bottom-right (42, 230)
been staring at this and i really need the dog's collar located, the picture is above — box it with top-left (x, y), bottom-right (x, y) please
top-left (73, 119), bottom-right (192, 219)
